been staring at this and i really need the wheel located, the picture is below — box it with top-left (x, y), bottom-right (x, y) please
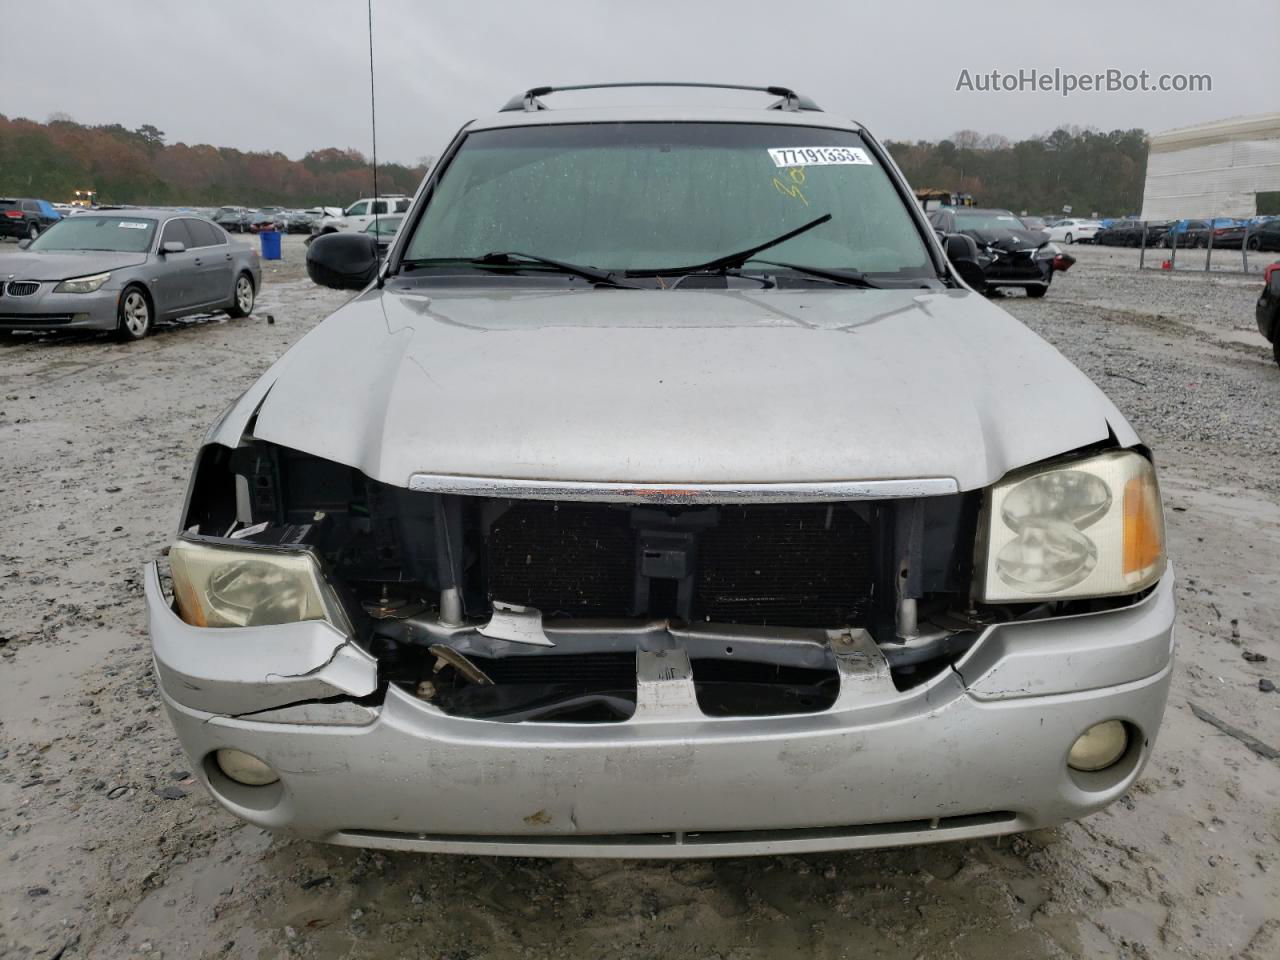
top-left (1065, 232), bottom-right (1073, 244)
top-left (115, 286), bottom-right (152, 341)
top-left (1247, 236), bottom-right (1261, 251)
top-left (27, 222), bottom-right (39, 240)
top-left (1274, 336), bottom-right (1280, 368)
top-left (227, 272), bottom-right (255, 318)
top-left (1026, 284), bottom-right (1049, 298)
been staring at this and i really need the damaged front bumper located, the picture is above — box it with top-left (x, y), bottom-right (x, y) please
top-left (146, 562), bottom-right (1176, 858)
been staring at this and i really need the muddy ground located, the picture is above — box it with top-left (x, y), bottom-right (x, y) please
top-left (1, 237), bottom-right (1278, 959)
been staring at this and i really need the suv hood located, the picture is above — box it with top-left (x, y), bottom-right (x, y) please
top-left (231, 286), bottom-right (1138, 492)
top-left (960, 228), bottom-right (1048, 252)
top-left (0, 250), bottom-right (147, 281)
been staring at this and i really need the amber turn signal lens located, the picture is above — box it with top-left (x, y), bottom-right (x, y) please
top-left (1123, 472), bottom-right (1165, 584)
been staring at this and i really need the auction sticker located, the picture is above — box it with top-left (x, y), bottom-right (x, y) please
top-left (768, 146), bottom-right (872, 167)
top-left (118, 221), bottom-right (150, 229)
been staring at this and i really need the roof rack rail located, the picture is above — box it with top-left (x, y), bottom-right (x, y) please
top-left (499, 82), bottom-right (822, 114)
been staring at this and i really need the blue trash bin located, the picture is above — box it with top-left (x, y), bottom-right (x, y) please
top-left (260, 230), bottom-right (282, 260)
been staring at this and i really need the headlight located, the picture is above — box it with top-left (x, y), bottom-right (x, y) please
top-left (168, 539), bottom-right (349, 629)
top-left (54, 271), bottom-right (111, 293)
top-left (982, 450), bottom-right (1166, 602)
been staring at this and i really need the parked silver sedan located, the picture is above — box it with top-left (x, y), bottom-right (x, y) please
top-left (0, 209), bottom-right (261, 340)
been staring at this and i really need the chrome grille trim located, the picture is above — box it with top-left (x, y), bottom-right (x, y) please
top-left (4, 281), bottom-right (40, 297)
top-left (408, 474), bottom-right (959, 503)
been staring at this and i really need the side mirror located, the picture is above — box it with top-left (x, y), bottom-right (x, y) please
top-left (942, 233), bottom-right (988, 292)
top-left (306, 231), bottom-right (379, 290)
top-left (161, 241), bottom-right (186, 255)
top-left (17, 238), bottom-right (31, 250)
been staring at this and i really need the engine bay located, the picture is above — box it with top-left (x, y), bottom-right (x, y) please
top-left (175, 438), bottom-right (1133, 723)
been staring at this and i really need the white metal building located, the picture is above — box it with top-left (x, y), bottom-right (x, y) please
top-left (1140, 113), bottom-right (1280, 220)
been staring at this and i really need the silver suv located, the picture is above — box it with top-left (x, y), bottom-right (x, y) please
top-left (148, 83), bottom-right (1174, 858)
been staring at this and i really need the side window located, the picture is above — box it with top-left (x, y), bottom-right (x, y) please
top-left (22, 200), bottom-right (39, 212)
top-left (186, 219), bottom-right (220, 247)
top-left (160, 219), bottom-right (194, 249)
top-left (371, 200), bottom-right (388, 215)
top-left (395, 198), bottom-right (410, 213)
top-left (346, 201), bottom-right (368, 216)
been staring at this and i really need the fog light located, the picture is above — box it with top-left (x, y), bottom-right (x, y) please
top-left (1067, 720), bottom-right (1129, 772)
top-left (215, 748), bottom-right (279, 786)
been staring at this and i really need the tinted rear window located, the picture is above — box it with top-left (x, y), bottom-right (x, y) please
top-left (185, 218), bottom-right (221, 247)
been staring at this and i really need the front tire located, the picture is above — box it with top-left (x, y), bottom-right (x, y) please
top-left (227, 273), bottom-right (255, 318)
top-left (1026, 284), bottom-right (1049, 298)
top-left (1065, 232), bottom-right (1073, 244)
top-left (27, 222), bottom-right (39, 241)
top-left (116, 286), bottom-right (152, 341)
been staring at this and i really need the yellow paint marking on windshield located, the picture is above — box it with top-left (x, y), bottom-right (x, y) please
top-left (772, 167), bottom-right (809, 206)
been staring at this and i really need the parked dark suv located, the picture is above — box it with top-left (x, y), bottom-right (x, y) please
top-left (0, 198), bottom-right (62, 241)
top-left (927, 206), bottom-right (1068, 296)
top-left (1257, 261), bottom-right (1280, 367)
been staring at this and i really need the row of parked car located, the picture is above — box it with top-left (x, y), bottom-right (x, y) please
top-left (1091, 216), bottom-right (1280, 250)
top-left (211, 206), bottom-right (343, 235)
top-left (0, 197), bottom-right (365, 243)
top-left (2, 193), bottom-right (419, 258)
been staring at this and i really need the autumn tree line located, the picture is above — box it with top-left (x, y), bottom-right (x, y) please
top-left (0, 114), bottom-right (427, 207)
top-left (0, 113), bottom-right (1149, 216)
top-left (886, 127), bottom-right (1150, 217)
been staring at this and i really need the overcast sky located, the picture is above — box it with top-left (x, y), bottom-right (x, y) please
top-left (7, 0), bottom-right (1278, 164)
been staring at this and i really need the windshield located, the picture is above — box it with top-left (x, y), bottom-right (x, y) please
top-left (403, 123), bottom-right (933, 278)
top-left (954, 211), bottom-right (1026, 232)
top-left (28, 216), bottom-right (157, 253)
top-left (366, 215), bottom-right (403, 237)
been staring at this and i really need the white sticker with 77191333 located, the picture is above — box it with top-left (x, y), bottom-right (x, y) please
top-left (768, 146), bottom-right (872, 168)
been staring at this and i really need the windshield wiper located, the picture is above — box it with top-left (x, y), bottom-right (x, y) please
top-left (669, 268), bottom-right (775, 289)
top-left (403, 252), bottom-right (638, 288)
top-left (749, 259), bottom-right (880, 289)
top-left (628, 213), bottom-right (832, 278)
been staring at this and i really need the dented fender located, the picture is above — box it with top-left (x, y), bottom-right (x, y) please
top-left (144, 561), bottom-right (377, 715)
top-left (954, 570), bottom-right (1176, 700)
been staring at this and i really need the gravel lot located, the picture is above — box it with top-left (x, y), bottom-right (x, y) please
top-left (2, 237), bottom-right (1278, 960)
